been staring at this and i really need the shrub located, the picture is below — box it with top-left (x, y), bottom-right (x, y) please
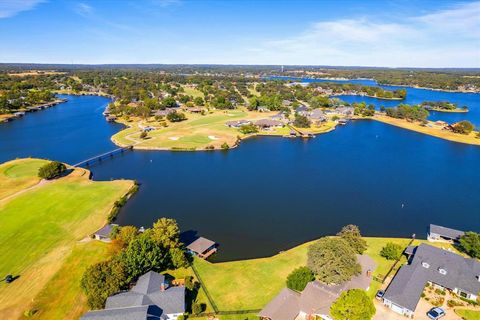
top-left (380, 243), bottom-right (404, 260)
top-left (221, 142), bottom-right (229, 150)
top-left (307, 237), bottom-right (361, 284)
top-left (293, 114), bottom-right (311, 128)
top-left (435, 288), bottom-right (446, 295)
top-left (452, 120), bottom-right (474, 134)
top-left (140, 131), bottom-right (147, 139)
top-left (286, 266), bottom-right (315, 291)
top-left (192, 302), bottom-right (204, 315)
top-left (38, 161), bottom-right (66, 180)
top-left (447, 299), bottom-right (463, 307)
top-left (185, 276), bottom-right (196, 291)
top-left (166, 111), bottom-right (187, 122)
top-left (239, 124), bottom-right (258, 134)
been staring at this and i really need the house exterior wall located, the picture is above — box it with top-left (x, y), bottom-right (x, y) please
top-left (383, 299), bottom-right (414, 318)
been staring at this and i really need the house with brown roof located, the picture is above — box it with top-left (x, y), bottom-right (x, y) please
top-left (186, 237), bottom-right (217, 259)
top-left (259, 255), bottom-right (376, 320)
top-left (255, 119), bottom-right (285, 130)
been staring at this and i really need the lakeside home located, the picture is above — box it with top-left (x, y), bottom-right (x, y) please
top-left (186, 236), bottom-right (217, 259)
top-left (81, 271), bottom-right (185, 320)
top-left (255, 119), bottom-right (285, 130)
top-left (382, 244), bottom-right (480, 317)
top-left (427, 224), bottom-right (465, 243)
top-left (259, 255), bottom-right (376, 320)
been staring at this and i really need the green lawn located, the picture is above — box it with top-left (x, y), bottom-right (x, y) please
top-left (0, 158), bottom-right (48, 199)
top-left (28, 241), bottom-right (111, 320)
top-left (456, 309), bottom-right (480, 320)
top-left (0, 159), bottom-right (134, 320)
top-left (193, 237), bottom-right (427, 311)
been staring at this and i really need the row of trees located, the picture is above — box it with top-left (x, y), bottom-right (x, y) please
top-left (385, 104), bottom-right (429, 122)
top-left (81, 218), bottom-right (189, 309)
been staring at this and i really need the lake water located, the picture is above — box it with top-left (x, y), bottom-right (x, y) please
top-left (1, 93), bottom-right (479, 261)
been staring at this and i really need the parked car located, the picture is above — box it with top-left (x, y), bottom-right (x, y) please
top-left (427, 307), bottom-right (446, 319)
top-left (375, 290), bottom-right (385, 300)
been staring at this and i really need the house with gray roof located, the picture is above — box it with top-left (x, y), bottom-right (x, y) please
top-left (383, 244), bottom-right (480, 317)
top-left (93, 224), bottom-right (118, 242)
top-left (81, 271), bottom-right (185, 320)
top-left (186, 237), bottom-right (217, 259)
top-left (259, 254), bottom-right (376, 320)
top-left (427, 224), bottom-right (465, 243)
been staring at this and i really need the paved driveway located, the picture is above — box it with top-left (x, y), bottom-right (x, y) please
top-left (374, 299), bottom-right (462, 320)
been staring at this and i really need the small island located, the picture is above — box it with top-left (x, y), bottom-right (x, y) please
top-left (420, 101), bottom-right (469, 113)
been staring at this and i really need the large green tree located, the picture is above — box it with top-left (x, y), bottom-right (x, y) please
top-left (459, 232), bottom-right (480, 258)
top-left (307, 237), bottom-right (361, 284)
top-left (38, 161), bottom-right (66, 180)
top-left (337, 224), bottom-right (367, 254)
top-left (330, 289), bottom-right (376, 320)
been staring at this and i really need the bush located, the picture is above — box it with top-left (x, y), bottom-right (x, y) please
top-left (38, 161), bottom-right (66, 180)
top-left (185, 275), bottom-right (196, 291)
top-left (221, 142), bottom-right (229, 150)
top-left (166, 111), bottom-right (187, 122)
top-left (307, 237), bottom-right (361, 284)
top-left (435, 288), bottom-right (446, 295)
top-left (140, 131), bottom-right (147, 139)
top-left (452, 120), bottom-right (474, 134)
top-left (447, 299), bottom-right (463, 307)
top-left (239, 124), bottom-right (258, 134)
top-left (286, 266), bottom-right (315, 291)
top-left (293, 114), bottom-right (311, 128)
top-left (192, 302), bottom-right (204, 315)
top-left (380, 243), bottom-right (404, 260)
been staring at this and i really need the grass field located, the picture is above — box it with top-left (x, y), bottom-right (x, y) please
top-left (0, 158), bottom-right (48, 199)
top-left (193, 237), bottom-right (453, 311)
top-left (456, 309), bottom-right (480, 320)
top-left (182, 85), bottom-right (205, 98)
top-left (0, 158), bottom-right (134, 319)
top-left (112, 109), bottom-right (281, 150)
top-left (28, 241), bottom-right (111, 320)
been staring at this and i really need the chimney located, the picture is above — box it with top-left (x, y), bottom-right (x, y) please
top-left (366, 270), bottom-right (372, 277)
top-left (160, 282), bottom-right (166, 291)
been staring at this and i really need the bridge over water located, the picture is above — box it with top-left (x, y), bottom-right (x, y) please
top-left (73, 145), bottom-right (133, 167)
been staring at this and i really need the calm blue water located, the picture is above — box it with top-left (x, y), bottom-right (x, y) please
top-left (1, 94), bottom-right (479, 261)
top-left (269, 76), bottom-right (480, 126)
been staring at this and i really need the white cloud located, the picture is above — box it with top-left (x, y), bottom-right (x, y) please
top-left (74, 2), bottom-right (93, 17)
top-left (0, 0), bottom-right (44, 18)
top-left (242, 1), bottom-right (480, 67)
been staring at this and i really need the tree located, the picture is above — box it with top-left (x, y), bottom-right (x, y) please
top-left (113, 226), bottom-right (138, 247)
top-left (192, 302), bottom-right (204, 315)
top-left (140, 131), bottom-right (148, 139)
top-left (119, 233), bottom-right (169, 281)
top-left (80, 259), bottom-right (127, 309)
top-left (307, 238), bottom-right (360, 284)
top-left (161, 97), bottom-right (177, 109)
top-left (151, 218), bottom-right (181, 249)
top-left (330, 289), bottom-right (376, 320)
top-left (380, 243), bottom-right (403, 260)
top-left (293, 114), bottom-right (311, 128)
top-left (166, 111), bottom-right (187, 122)
top-left (193, 96), bottom-right (204, 106)
top-left (38, 161), bottom-right (66, 180)
top-left (286, 266), bottom-right (315, 291)
top-left (221, 142), bottom-right (230, 150)
top-left (239, 124), bottom-right (258, 134)
top-left (452, 120), bottom-right (474, 135)
top-left (459, 232), bottom-right (480, 258)
top-left (185, 275), bottom-right (196, 291)
top-left (337, 225), bottom-right (367, 254)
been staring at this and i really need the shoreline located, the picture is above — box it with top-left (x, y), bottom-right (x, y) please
top-left (365, 114), bottom-right (480, 146)
top-left (428, 107), bottom-right (468, 113)
top-left (0, 98), bottom-right (67, 124)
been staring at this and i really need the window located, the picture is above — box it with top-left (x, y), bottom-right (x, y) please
top-left (438, 268), bottom-right (447, 275)
top-left (422, 262), bottom-right (430, 268)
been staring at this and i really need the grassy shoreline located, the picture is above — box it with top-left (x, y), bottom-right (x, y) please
top-left (0, 158), bottom-right (134, 320)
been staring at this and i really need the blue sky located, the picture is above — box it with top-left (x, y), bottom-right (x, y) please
top-left (0, 0), bottom-right (479, 67)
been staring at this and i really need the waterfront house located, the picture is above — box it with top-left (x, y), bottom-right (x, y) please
top-left (257, 106), bottom-right (270, 112)
top-left (308, 109), bottom-right (326, 124)
top-left (81, 271), bottom-right (185, 320)
top-left (270, 112), bottom-right (286, 121)
top-left (295, 105), bottom-right (309, 117)
top-left (382, 244), bottom-right (480, 317)
top-left (255, 119), bottom-right (285, 130)
top-left (92, 224), bottom-right (118, 242)
top-left (225, 119), bottom-right (251, 128)
top-left (335, 106), bottom-right (355, 117)
top-left (427, 224), bottom-right (465, 243)
top-left (259, 255), bottom-right (376, 320)
top-left (155, 108), bottom-right (177, 117)
top-left (186, 237), bottom-right (217, 259)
